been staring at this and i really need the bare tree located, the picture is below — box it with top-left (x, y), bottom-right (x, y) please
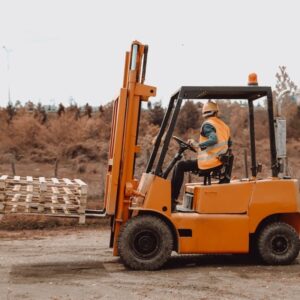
top-left (84, 103), bottom-right (93, 118)
top-left (68, 103), bottom-right (81, 120)
top-left (275, 66), bottom-right (298, 97)
top-left (148, 101), bottom-right (165, 126)
top-left (34, 102), bottom-right (48, 124)
top-left (57, 103), bottom-right (65, 117)
top-left (5, 101), bottom-right (16, 124)
top-left (177, 100), bottom-right (201, 134)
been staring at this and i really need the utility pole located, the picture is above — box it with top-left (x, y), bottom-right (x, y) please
top-left (2, 46), bottom-right (13, 103)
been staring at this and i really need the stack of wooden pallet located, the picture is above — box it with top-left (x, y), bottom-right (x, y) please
top-left (0, 175), bottom-right (88, 224)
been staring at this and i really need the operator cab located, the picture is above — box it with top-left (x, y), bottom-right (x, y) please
top-left (146, 85), bottom-right (277, 212)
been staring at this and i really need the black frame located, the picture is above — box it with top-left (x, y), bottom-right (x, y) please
top-left (146, 86), bottom-right (278, 178)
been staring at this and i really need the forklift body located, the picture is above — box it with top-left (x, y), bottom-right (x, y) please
top-left (104, 41), bottom-right (300, 270)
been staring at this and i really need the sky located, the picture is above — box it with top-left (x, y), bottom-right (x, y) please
top-left (0, 0), bottom-right (299, 107)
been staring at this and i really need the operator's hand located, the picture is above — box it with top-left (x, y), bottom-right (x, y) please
top-left (187, 139), bottom-right (197, 151)
top-left (187, 138), bottom-right (196, 146)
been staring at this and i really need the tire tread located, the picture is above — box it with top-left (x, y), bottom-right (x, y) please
top-left (257, 222), bottom-right (300, 265)
top-left (118, 215), bottom-right (173, 270)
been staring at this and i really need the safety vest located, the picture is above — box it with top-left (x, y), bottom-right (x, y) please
top-left (198, 117), bottom-right (230, 170)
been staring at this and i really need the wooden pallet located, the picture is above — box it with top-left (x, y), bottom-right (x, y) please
top-left (0, 175), bottom-right (87, 224)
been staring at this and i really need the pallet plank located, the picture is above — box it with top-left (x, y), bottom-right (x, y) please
top-left (51, 178), bottom-right (60, 185)
top-left (63, 195), bottom-right (71, 205)
top-left (27, 185), bottom-right (33, 193)
top-left (51, 186), bottom-right (60, 195)
top-left (11, 204), bottom-right (18, 213)
top-left (63, 178), bottom-right (73, 185)
top-left (51, 206), bottom-right (56, 214)
top-left (63, 187), bottom-right (73, 195)
top-left (12, 194), bottom-right (21, 202)
top-left (26, 194), bottom-right (32, 203)
top-left (25, 204), bottom-right (30, 213)
top-left (74, 179), bottom-right (88, 194)
top-left (51, 195), bottom-right (58, 204)
top-left (63, 205), bottom-right (69, 214)
top-left (39, 177), bottom-right (47, 192)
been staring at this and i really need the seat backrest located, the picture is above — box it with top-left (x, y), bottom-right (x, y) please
top-left (218, 151), bottom-right (234, 184)
top-left (193, 150), bottom-right (234, 185)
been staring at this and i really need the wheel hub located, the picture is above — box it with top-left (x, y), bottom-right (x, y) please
top-left (133, 230), bottom-right (159, 258)
top-left (138, 235), bottom-right (156, 252)
top-left (271, 235), bottom-right (289, 255)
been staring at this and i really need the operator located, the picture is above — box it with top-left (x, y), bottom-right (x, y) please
top-left (171, 100), bottom-right (231, 210)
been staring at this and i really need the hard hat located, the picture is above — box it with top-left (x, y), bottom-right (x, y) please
top-left (202, 101), bottom-right (219, 117)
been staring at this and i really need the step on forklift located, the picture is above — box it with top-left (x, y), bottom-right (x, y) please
top-left (103, 41), bottom-right (300, 270)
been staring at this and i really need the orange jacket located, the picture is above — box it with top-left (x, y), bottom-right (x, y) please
top-left (198, 117), bottom-right (230, 170)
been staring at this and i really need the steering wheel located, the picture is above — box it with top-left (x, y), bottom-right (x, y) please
top-left (173, 136), bottom-right (197, 153)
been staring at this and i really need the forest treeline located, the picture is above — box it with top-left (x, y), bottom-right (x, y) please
top-left (0, 97), bottom-right (299, 178)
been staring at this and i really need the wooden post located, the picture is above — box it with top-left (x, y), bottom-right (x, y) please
top-left (0, 175), bottom-right (8, 212)
top-left (11, 155), bottom-right (16, 176)
top-left (54, 159), bottom-right (59, 177)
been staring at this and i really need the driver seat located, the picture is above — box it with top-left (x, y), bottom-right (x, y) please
top-left (194, 149), bottom-right (234, 185)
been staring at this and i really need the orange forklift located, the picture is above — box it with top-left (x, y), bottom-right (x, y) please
top-left (103, 41), bottom-right (300, 270)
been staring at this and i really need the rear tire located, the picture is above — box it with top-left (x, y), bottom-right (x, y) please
top-left (257, 222), bottom-right (300, 265)
top-left (118, 215), bottom-right (173, 270)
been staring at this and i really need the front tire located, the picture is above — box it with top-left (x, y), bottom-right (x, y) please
top-left (118, 215), bottom-right (173, 270)
top-left (257, 222), bottom-right (300, 265)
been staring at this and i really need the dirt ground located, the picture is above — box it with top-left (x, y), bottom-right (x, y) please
top-left (1, 228), bottom-right (300, 300)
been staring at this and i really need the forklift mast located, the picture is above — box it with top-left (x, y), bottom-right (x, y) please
top-left (103, 41), bottom-right (156, 253)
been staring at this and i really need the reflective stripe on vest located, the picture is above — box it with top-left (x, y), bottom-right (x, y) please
top-left (197, 141), bottom-right (228, 160)
top-left (197, 117), bottom-right (230, 170)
